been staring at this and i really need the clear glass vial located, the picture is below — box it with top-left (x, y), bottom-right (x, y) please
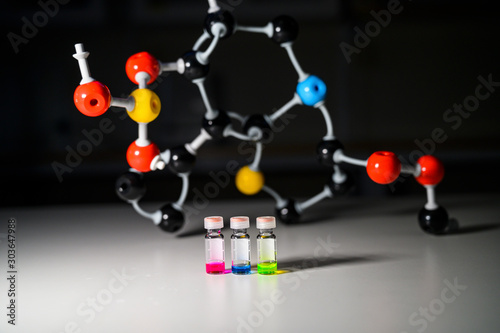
top-left (230, 216), bottom-right (251, 275)
top-left (204, 216), bottom-right (225, 274)
top-left (256, 216), bottom-right (277, 275)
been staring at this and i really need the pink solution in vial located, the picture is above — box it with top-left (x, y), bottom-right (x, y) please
top-left (206, 261), bottom-right (225, 274)
top-left (204, 216), bottom-right (225, 275)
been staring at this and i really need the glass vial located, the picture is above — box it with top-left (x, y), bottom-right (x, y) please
top-left (256, 216), bottom-right (277, 275)
top-left (204, 216), bottom-right (225, 274)
top-left (230, 216), bottom-right (251, 275)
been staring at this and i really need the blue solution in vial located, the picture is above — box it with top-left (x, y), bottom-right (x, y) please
top-left (232, 264), bottom-right (251, 274)
top-left (230, 216), bottom-right (252, 275)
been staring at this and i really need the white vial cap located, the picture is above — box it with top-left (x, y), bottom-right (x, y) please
top-left (204, 216), bottom-right (224, 229)
top-left (230, 216), bottom-right (250, 229)
top-left (256, 216), bottom-right (276, 229)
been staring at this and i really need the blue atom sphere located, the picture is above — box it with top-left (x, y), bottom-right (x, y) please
top-left (296, 75), bottom-right (327, 106)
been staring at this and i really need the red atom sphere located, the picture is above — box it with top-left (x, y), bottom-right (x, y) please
top-left (366, 151), bottom-right (401, 184)
top-left (125, 52), bottom-right (160, 85)
top-left (415, 155), bottom-right (444, 186)
top-left (126, 141), bottom-right (160, 172)
top-left (73, 81), bottom-right (111, 117)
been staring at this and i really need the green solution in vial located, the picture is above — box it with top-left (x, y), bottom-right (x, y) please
top-left (256, 216), bottom-right (277, 275)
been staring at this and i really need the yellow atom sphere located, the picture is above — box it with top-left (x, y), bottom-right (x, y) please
top-left (128, 88), bottom-right (161, 123)
top-left (235, 166), bottom-right (264, 195)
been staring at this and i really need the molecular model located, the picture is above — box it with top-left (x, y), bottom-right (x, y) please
top-left (72, 1), bottom-right (451, 235)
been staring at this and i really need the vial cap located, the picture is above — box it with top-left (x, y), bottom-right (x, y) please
top-left (230, 216), bottom-right (250, 229)
top-left (204, 216), bottom-right (224, 229)
top-left (256, 216), bottom-right (276, 229)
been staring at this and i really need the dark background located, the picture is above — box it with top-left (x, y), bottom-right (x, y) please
top-left (1, 0), bottom-right (499, 207)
